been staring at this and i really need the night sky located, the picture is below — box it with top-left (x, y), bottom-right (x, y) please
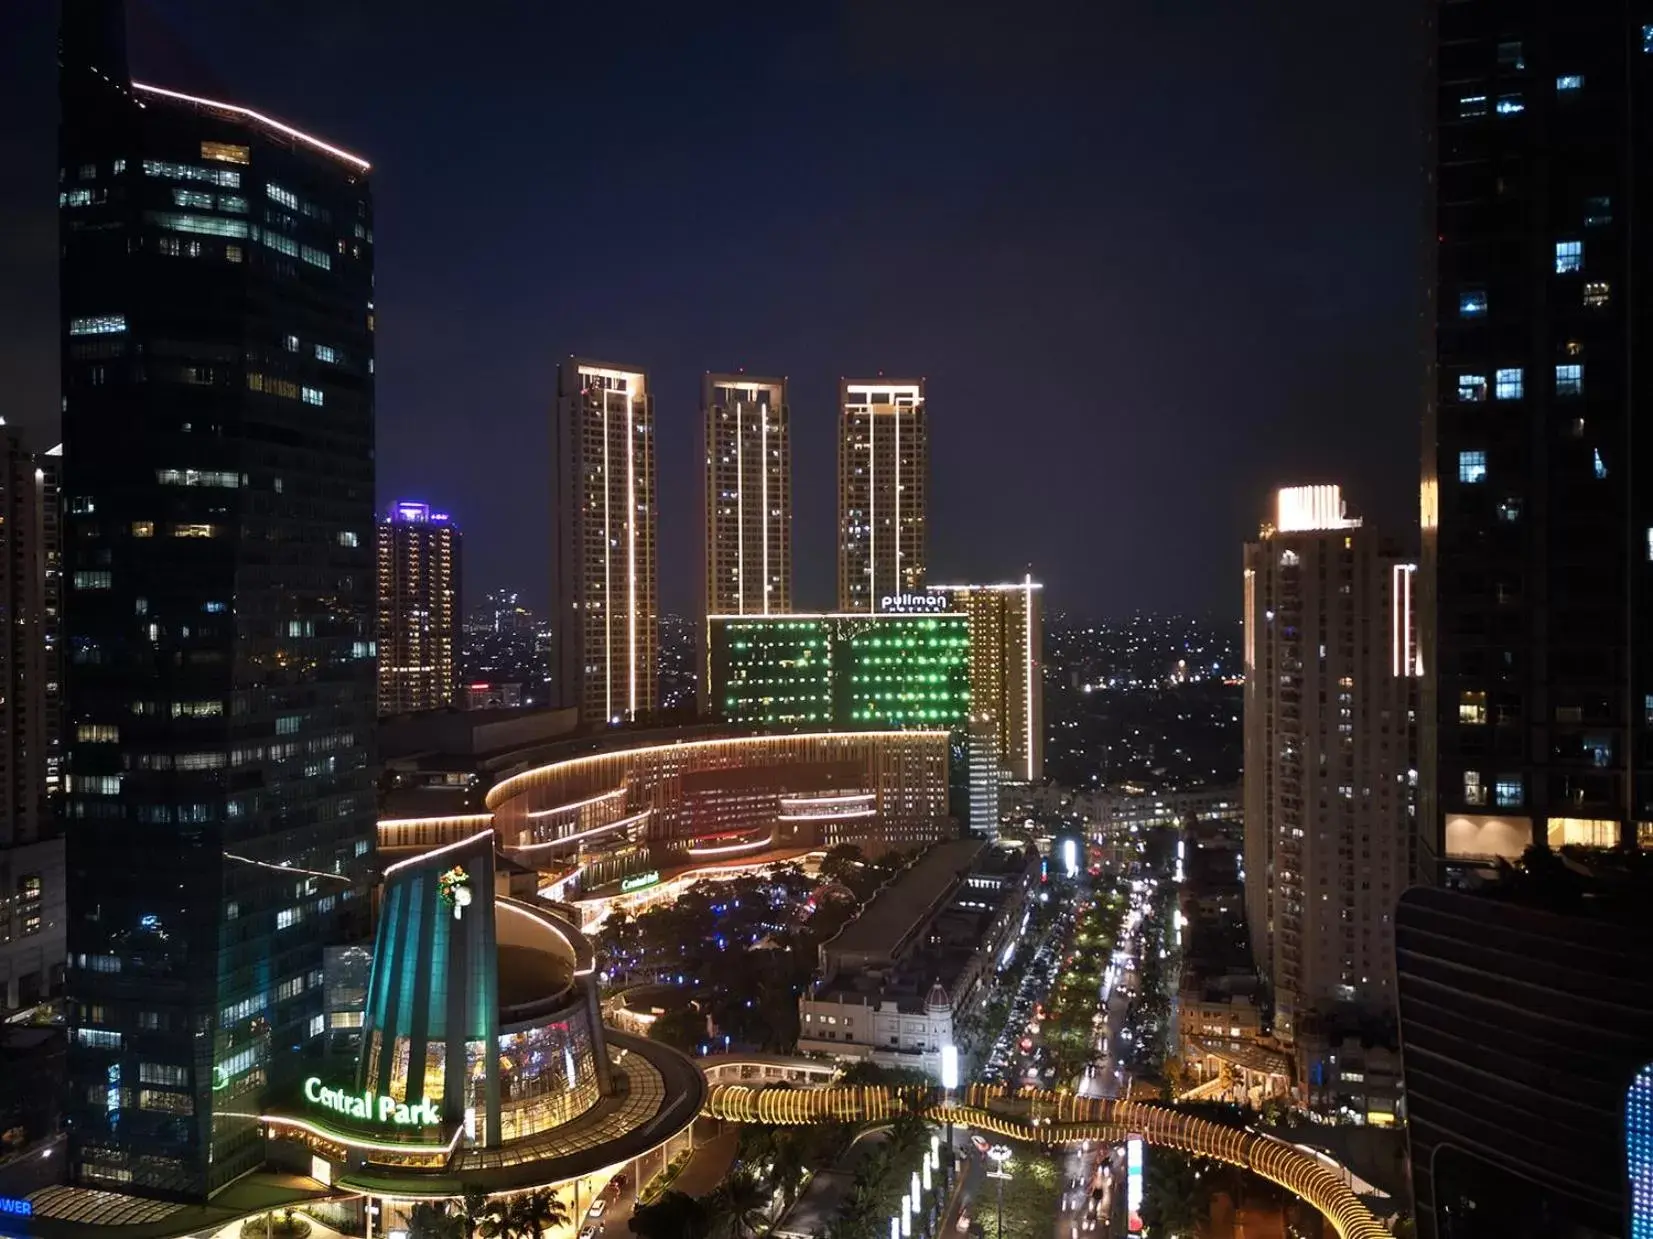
top-left (0, 1), bottom-right (1425, 618)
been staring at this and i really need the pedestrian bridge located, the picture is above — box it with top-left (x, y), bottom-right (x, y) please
top-left (700, 1079), bottom-right (1388, 1239)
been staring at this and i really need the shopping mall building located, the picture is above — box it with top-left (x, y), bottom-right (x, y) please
top-left (263, 831), bottom-right (703, 1217)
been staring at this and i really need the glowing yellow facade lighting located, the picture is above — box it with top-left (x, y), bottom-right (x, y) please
top-left (1275, 485), bottom-right (1362, 533)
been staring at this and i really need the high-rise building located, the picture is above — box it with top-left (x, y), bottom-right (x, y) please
top-left (553, 359), bottom-right (657, 726)
top-left (60, 8), bottom-right (377, 1198)
top-left (0, 429), bottom-right (65, 1013)
top-left (1422, 7), bottom-right (1653, 870)
top-left (1242, 486), bottom-right (1418, 1041)
top-left (703, 374), bottom-right (790, 617)
top-left (376, 500), bottom-right (461, 716)
top-left (928, 579), bottom-right (1044, 783)
top-left (838, 379), bottom-right (926, 612)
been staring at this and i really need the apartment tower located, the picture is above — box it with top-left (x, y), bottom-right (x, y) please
top-left (1242, 486), bottom-right (1417, 1042)
top-left (60, 5), bottom-right (377, 1197)
top-left (1423, 4), bottom-right (1653, 870)
top-left (554, 359), bottom-right (657, 725)
top-left (928, 579), bottom-right (1044, 783)
top-left (838, 378), bottom-right (926, 611)
top-left (0, 430), bottom-right (65, 1013)
top-left (703, 374), bottom-right (790, 616)
top-left (376, 501), bottom-right (461, 715)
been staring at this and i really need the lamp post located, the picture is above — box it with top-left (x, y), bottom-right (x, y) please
top-left (986, 1145), bottom-right (1014, 1239)
top-left (940, 1043), bottom-right (959, 1184)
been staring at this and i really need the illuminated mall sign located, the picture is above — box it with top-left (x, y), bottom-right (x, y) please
top-left (1126, 1133), bottom-right (1144, 1233)
top-left (304, 1077), bottom-right (439, 1127)
top-left (620, 870), bottom-right (661, 893)
top-left (878, 592), bottom-right (948, 614)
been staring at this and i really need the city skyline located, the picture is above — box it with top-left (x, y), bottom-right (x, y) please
top-left (0, 1), bottom-right (1422, 618)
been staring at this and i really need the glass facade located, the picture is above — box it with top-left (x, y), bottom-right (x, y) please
top-left (60, 12), bottom-right (376, 1199)
top-left (709, 614), bottom-right (970, 729)
top-left (1424, 2), bottom-right (1653, 867)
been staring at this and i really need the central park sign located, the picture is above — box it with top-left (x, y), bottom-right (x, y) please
top-left (304, 1077), bottom-right (440, 1127)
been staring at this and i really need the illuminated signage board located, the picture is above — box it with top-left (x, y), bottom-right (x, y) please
top-left (1126, 1134), bottom-right (1144, 1233)
top-left (0, 1199), bottom-right (32, 1218)
top-left (878, 592), bottom-right (949, 614)
top-left (304, 1077), bottom-right (439, 1127)
top-left (621, 870), bottom-right (662, 893)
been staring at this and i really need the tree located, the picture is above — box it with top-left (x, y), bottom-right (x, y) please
top-left (407, 1203), bottom-right (463, 1239)
top-left (819, 844), bottom-right (865, 883)
top-left (767, 1131), bottom-right (808, 1206)
top-left (709, 1170), bottom-right (771, 1239)
top-left (505, 1190), bottom-right (569, 1239)
top-left (629, 1190), bottom-right (713, 1239)
top-left (458, 1189), bottom-right (501, 1239)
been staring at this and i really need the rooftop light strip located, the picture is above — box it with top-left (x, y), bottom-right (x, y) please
top-left (382, 829), bottom-right (495, 878)
top-left (130, 82), bottom-right (370, 169)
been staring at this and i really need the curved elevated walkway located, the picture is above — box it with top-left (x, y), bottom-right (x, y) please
top-left (700, 1078), bottom-right (1387, 1239)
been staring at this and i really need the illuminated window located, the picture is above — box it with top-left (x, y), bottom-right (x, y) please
top-left (283, 334), bottom-right (300, 352)
top-left (1556, 74), bottom-right (1583, 92)
top-left (1458, 451), bottom-right (1487, 484)
top-left (73, 570), bottom-right (112, 590)
top-left (70, 314), bottom-right (126, 336)
top-left (263, 231), bottom-right (299, 258)
top-left (1644, 24), bottom-right (1653, 53)
top-left (156, 469), bottom-right (239, 487)
top-left (77, 724), bottom-right (119, 742)
top-left (143, 160), bottom-right (240, 188)
top-left (315, 344), bottom-right (338, 363)
top-left (1496, 94), bottom-right (1525, 115)
top-left (1556, 364), bottom-right (1582, 396)
top-left (1495, 368), bottom-right (1523, 399)
top-left (1494, 776), bottom-right (1522, 807)
top-left (337, 531), bottom-right (359, 547)
top-left (1547, 817), bottom-right (1617, 847)
top-left (201, 141), bottom-right (249, 165)
top-left (1585, 196), bottom-right (1612, 227)
top-left (1459, 690), bottom-right (1488, 724)
top-left (267, 183), bottom-right (298, 210)
top-left (1463, 771), bottom-right (1485, 805)
top-left (1459, 95), bottom-right (1488, 118)
top-left (1458, 289), bottom-right (1487, 318)
top-left (1584, 281), bottom-right (1610, 307)
top-left (1457, 374), bottom-right (1487, 403)
top-left (131, 521), bottom-right (153, 538)
top-left (302, 386), bottom-right (324, 407)
top-left (247, 373), bottom-right (300, 399)
top-left (1498, 497), bottom-right (1521, 523)
top-left (1594, 448), bottom-right (1608, 479)
top-left (300, 245), bottom-right (332, 270)
top-left (172, 524), bottom-right (218, 538)
top-left (144, 211), bottom-right (249, 238)
top-left (226, 244), bottom-right (243, 263)
top-left (1556, 241), bottom-right (1583, 273)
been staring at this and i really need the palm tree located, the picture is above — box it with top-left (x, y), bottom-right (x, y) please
top-left (766, 1132), bottom-right (807, 1206)
top-left (709, 1169), bottom-right (771, 1239)
top-left (505, 1190), bottom-right (569, 1239)
top-left (457, 1189), bottom-right (499, 1239)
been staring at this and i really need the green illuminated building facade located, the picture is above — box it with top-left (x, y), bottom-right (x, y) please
top-left (708, 613), bottom-right (970, 729)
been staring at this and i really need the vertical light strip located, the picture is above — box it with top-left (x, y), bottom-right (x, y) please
top-left (1243, 568), bottom-right (1256, 670)
top-left (1391, 564), bottom-right (1401, 678)
top-left (627, 383), bottom-right (637, 719)
top-left (760, 398), bottom-right (770, 615)
top-left (600, 380), bottom-right (613, 723)
top-left (1024, 573), bottom-right (1035, 781)
top-left (893, 400), bottom-right (901, 595)
top-left (866, 402), bottom-right (874, 610)
top-left (735, 399), bottom-right (745, 614)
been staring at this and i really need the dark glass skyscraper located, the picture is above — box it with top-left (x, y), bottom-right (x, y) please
top-left (59, 3), bottom-right (376, 1199)
top-left (1422, 4), bottom-right (1653, 872)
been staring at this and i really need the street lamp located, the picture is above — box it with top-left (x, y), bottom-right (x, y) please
top-left (986, 1144), bottom-right (1014, 1239)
